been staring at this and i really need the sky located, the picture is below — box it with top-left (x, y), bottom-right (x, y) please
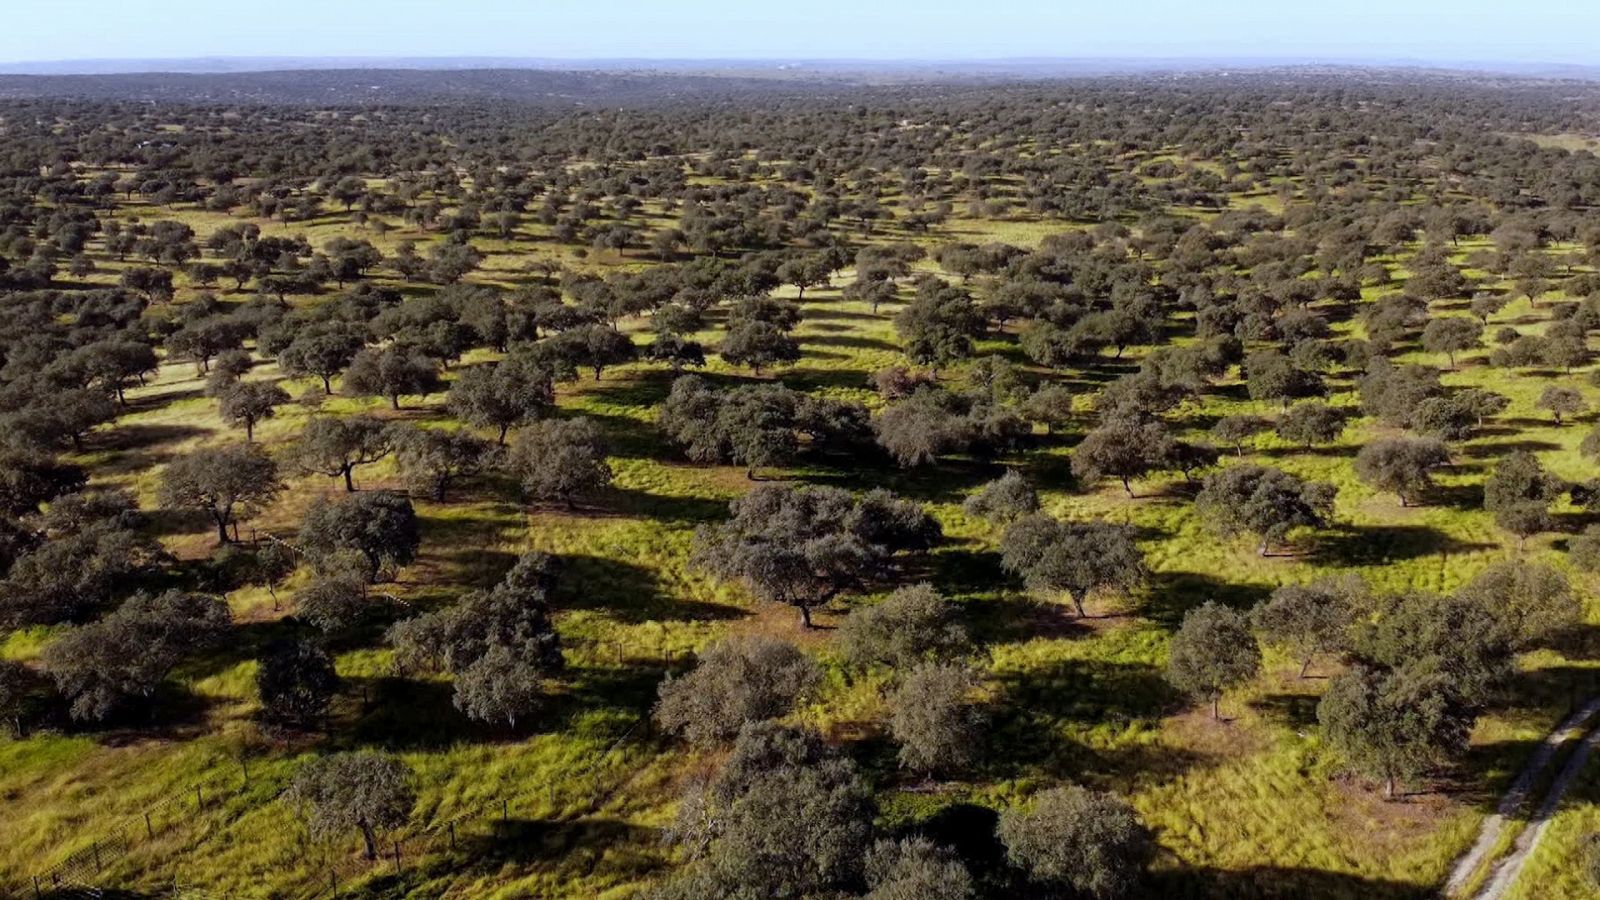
top-left (3, 0), bottom-right (1598, 65)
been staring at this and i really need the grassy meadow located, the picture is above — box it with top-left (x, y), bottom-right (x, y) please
top-left (4, 165), bottom-right (1600, 900)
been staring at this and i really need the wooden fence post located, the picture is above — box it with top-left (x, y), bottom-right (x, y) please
top-left (196, 785), bottom-right (204, 809)
top-left (501, 797), bottom-right (509, 822)
top-left (145, 811), bottom-right (154, 839)
top-left (393, 839), bottom-right (403, 874)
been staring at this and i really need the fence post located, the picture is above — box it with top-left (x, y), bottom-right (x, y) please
top-left (32, 875), bottom-right (40, 899)
top-left (393, 839), bottom-right (403, 874)
top-left (329, 868), bottom-right (337, 898)
top-left (241, 755), bottom-right (251, 786)
top-left (196, 785), bottom-right (204, 810)
top-left (501, 797), bottom-right (509, 822)
top-left (145, 811), bottom-right (154, 839)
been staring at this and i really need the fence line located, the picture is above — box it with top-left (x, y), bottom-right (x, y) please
top-left (24, 646), bottom-right (690, 899)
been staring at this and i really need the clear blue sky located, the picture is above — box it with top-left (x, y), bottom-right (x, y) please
top-left (4, 0), bottom-right (1597, 64)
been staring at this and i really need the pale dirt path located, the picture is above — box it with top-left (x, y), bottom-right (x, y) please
top-left (1442, 696), bottom-right (1600, 897)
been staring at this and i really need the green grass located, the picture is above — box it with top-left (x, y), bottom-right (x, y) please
top-left (5, 186), bottom-right (1600, 898)
top-left (1504, 753), bottom-right (1600, 899)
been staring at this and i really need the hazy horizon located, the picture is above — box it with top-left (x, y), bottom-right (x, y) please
top-left (4, 1), bottom-right (1597, 69)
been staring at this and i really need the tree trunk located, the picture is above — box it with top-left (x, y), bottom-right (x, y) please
top-left (1121, 477), bottom-right (1134, 499)
top-left (1299, 656), bottom-right (1313, 679)
top-left (1384, 776), bottom-right (1396, 800)
top-left (321, 375), bottom-right (333, 394)
top-left (1071, 593), bottom-right (1087, 619)
top-left (343, 467), bottom-right (356, 492)
top-left (498, 424), bottom-right (509, 446)
top-left (390, 395), bottom-right (401, 410)
top-left (360, 823), bottom-right (378, 861)
top-left (216, 516), bottom-right (232, 545)
top-left (1211, 694), bottom-right (1220, 720)
top-left (245, 421), bottom-right (255, 442)
top-left (798, 604), bottom-right (813, 628)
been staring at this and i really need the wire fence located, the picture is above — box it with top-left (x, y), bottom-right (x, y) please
top-left (26, 774), bottom-right (239, 899)
top-left (24, 642), bottom-right (689, 899)
top-left (306, 709), bottom-right (656, 900)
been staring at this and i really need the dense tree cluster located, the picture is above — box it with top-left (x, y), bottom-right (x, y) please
top-left (693, 485), bottom-right (940, 626)
top-left (9, 66), bottom-right (1600, 894)
top-left (389, 552), bottom-right (564, 728)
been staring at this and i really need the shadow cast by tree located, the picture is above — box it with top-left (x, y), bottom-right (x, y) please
top-left (1145, 572), bottom-right (1273, 628)
top-left (552, 554), bottom-right (746, 624)
top-left (1308, 524), bottom-right (1496, 567)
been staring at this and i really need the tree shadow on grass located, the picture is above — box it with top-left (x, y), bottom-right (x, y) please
top-left (1308, 524), bottom-right (1496, 567)
top-left (910, 544), bottom-right (1009, 599)
top-left (1248, 691), bottom-right (1323, 732)
top-left (1427, 482), bottom-right (1484, 511)
top-left (1145, 571), bottom-right (1273, 628)
top-left (897, 802), bottom-right (1010, 889)
top-left (805, 321), bottom-right (854, 334)
top-left (1448, 734), bottom-right (1543, 813)
top-left (1255, 444), bottom-right (1361, 460)
top-left (605, 485), bottom-right (730, 524)
top-left (342, 675), bottom-right (498, 750)
top-left (783, 365), bottom-right (878, 394)
top-left (444, 816), bottom-right (665, 877)
top-left (1458, 438), bottom-right (1562, 459)
top-left (805, 457), bottom-right (1004, 505)
top-left (804, 307), bottom-right (891, 324)
top-left (987, 658), bottom-right (1189, 779)
top-left (92, 422), bottom-right (211, 476)
top-left (1548, 510), bottom-right (1592, 535)
top-left (802, 333), bottom-right (900, 353)
top-left (573, 410), bottom-right (677, 461)
top-left (968, 593), bottom-right (1096, 645)
top-left (141, 506), bottom-right (214, 540)
top-left (1013, 450), bottom-right (1078, 491)
top-left (577, 374), bottom-right (677, 409)
top-left (992, 657), bottom-right (1178, 725)
top-left (78, 681), bottom-right (220, 747)
top-left (552, 554), bottom-right (746, 624)
top-left (177, 618), bottom-right (306, 684)
top-left (418, 547), bottom-right (522, 593)
top-left (1152, 865), bottom-right (1432, 900)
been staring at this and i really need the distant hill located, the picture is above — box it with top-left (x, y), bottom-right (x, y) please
top-left (1, 60), bottom-right (1597, 107)
top-left (4, 55), bottom-right (1600, 81)
top-left (0, 68), bottom-right (858, 106)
